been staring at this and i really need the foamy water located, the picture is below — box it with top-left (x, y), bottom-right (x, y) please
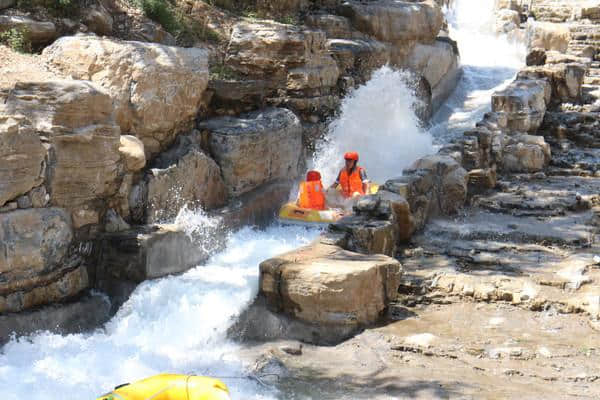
top-left (0, 224), bottom-right (320, 400)
top-left (0, 0), bottom-right (527, 398)
top-left (429, 0), bottom-right (526, 143)
top-left (313, 66), bottom-right (434, 185)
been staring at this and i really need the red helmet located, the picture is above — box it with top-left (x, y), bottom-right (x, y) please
top-left (344, 151), bottom-right (359, 161)
top-left (306, 170), bottom-right (321, 182)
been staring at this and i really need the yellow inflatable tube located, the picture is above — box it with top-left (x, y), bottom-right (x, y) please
top-left (278, 183), bottom-right (380, 226)
top-left (96, 374), bottom-right (231, 400)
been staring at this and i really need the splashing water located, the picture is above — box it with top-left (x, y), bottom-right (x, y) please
top-left (0, 223), bottom-right (320, 400)
top-left (0, 1), bottom-right (529, 399)
top-left (313, 66), bottom-right (434, 185)
top-left (174, 205), bottom-right (224, 254)
top-left (429, 0), bottom-right (526, 143)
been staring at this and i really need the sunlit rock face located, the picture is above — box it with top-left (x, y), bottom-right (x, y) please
top-left (43, 36), bottom-right (209, 156)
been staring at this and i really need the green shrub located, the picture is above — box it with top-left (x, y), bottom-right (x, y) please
top-left (209, 64), bottom-right (242, 80)
top-left (16, 0), bottom-right (78, 17)
top-left (276, 14), bottom-right (299, 25)
top-left (0, 28), bottom-right (32, 53)
top-left (135, 0), bottom-right (181, 35)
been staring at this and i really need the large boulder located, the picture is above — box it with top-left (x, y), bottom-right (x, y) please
top-left (502, 134), bottom-right (551, 173)
top-left (200, 108), bottom-right (302, 197)
top-left (145, 134), bottom-right (227, 223)
top-left (96, 224), bottom-right (223, 283)
top-left (0, 80), bottom-right (122, 224)
top-left (338, 0), bottom-right (443, 43)
top-left (259, 241), bottom-right (402, 327)
top-left (330, 215), bottom-right (397, 256)
top-left (226, 21), bottom-right (339, 90)
top-left (410, 155), bottom-right (468, 215)
top-left (406, 39), bottom-right (459, 90)
top-left (517, 63), bottom-right (586, 102)
top-left (327, 38), bottom-right (390, 82)
top-left (384, 155), bottom-right (468, 230)
top-left (0, 15), bottom-right (57, 45)
top-left (339, 190), bottom-right (416, 250)
top-left (82, 4), bottom-right (114, 36)
top-left (0, 118), bottom-right (45, 207)
top-left (406, 38), bottom-right (461, 111)
top-left (0, 208), bottom-right (87, 314)
top-left (527, 21), bottom-right (571, 53)
top-left (491, 79), bottom-right (551, 133)
top-left (43, 36), bottom-right (209, 155)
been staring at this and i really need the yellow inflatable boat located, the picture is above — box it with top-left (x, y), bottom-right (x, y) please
top-left (96, 374), bottom-right (231, 400)
top-left (278, 184), bottom-right (380, 226)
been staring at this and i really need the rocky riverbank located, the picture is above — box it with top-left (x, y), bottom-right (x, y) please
top-left (0, 0), bottom-right (460, 340)
top-left (232, 1), bottom-right (600, 397)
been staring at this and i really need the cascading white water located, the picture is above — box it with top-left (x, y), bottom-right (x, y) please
top-left (0, 1), bottom-right (527, 398)
top-left (313, 66), bottom-right (434, 185)
top-left (429, 0), bottom-right (526, 143)
top-left (0, 223), bottom-right (320, 400)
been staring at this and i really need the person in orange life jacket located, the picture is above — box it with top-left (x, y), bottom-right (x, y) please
top-left (297, 170), bottom-right (326, 210)
top-left (330, 151), bottom-right (369, 198)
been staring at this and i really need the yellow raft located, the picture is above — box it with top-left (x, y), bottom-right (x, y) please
top-left (278, 184), bottom-right (380, 226)
top-left (96, 374), bottom-right (231, 400)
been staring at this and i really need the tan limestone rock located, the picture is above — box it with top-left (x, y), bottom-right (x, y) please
top-left (0, 208), bottom-right (74, 302)
top-left (82, 5), bottom-right (113, 36)
top-left (0, 15), bottom-right (57, 45)
top-left (338, 0), bottom-right (443, 43)
top-left (0, 118), bottom-right (45, 207)
top-left (119, 135), bottom-right (146, 172)
top-left (226, 21), bottom-right (339, 90)
top-left (305, 14), bottom-right (354, 39)
top-left (502, 134), bottom-right (551, 173)
top-left (200, 108), bottom-right (302, 197)
top-left (518, 63), bottom-right (585, 102)
top-left (43, 36), bottom-right (209, 154)
top-left (0, 80), bottom-right (122, 212)
top-left (260, 241), bottom-right (402, 326)
top-left (146, 148), bottom-right (227, 223)
top-left (527, 21), bottom-right (571, 53)
top-left (1, 266), bottom-right (88, 314)
top-left (406, 39), bottom-right (459, 89)
top-left (491, 79), bottom-right (551, 133)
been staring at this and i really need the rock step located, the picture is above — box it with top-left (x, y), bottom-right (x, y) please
top-left (474, 177), bottom-right (600, 217)
top-left (422, 210), bottom-right (595, 247)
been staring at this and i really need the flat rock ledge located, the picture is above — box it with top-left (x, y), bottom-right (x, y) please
top-left (233, 239), bottom-right (402, 345)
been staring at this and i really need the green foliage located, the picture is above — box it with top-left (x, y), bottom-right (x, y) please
top-left (135, 0), bottom-right (181, 34)
top-left (16, 0), bottom-right (78, 17)
top-left (209, 64), bottom-right (242, 81)
top-left (276, 14), bottom-right (300, 25)
top-left (0, 28), bottom-right (32, 53)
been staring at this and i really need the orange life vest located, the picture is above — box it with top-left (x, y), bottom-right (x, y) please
top-left (298, 180), bottom-right (325, 210)
top-left (339, 166), bottom-right (365, 198)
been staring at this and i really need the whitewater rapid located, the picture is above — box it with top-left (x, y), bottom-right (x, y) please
top-left (430, 0), bottom-right (526, 143)
top-left (0, 0), bottom-right (526, 398)
top-left (0, 225), bottom-right (320, 400)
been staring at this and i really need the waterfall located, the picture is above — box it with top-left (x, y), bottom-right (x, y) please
top-left (429, 0), bottom-right (526, 142)
top-left (0, 221), bottom-right (320, 400)
top-left (313, 66), bottom-right (433, 185)
top-left (0, 1), bottom-right (527, 398)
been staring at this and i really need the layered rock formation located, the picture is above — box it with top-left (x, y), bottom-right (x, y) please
top-left (43, 36), bottom-right (209, 156)
top-left (0, 0), bottom-right (462, 338)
